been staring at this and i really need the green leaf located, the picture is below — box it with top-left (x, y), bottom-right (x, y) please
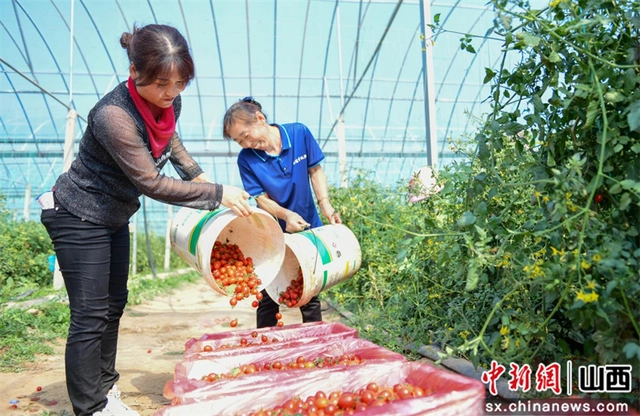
top-left (457, 211), bottom-right (477, 227)
top-left (483, 68), bottom-right (496, 84)
top-left (627, 100), bottom-right (640, 132)
top-left (521, 33), bottom-right (540, 47)
top-left (619, 192), bottom-right (631, 211)
top-left (583, 100), bottom-right (598, 129)
top-left (604, 91), bottom-right (625, 103)
top-left (548, 51), bottom-right (561, 63)
top-left (225, 284), bottom-right (236, 297)
top-left (465, 263), bottom-right (479, 291)
top-left (532, 94), bottom-right (544, 112)
top-left (619, 179), bottom-right (639, 192)
top-left (476, 201), bottom-right (488, 217)
top-left (623, 68), bottom-right (635, 91)
top-left (595, 307), bottom-right (611, 324)
top-left (477, 133), bottom-right (490, 160)
top-left (500, 14), bottom-right (512, 30)
top-left (622, 342), bottom-right (640, 360)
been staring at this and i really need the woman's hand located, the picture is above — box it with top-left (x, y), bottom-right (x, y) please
top-left (221, 185), bottom-right (253, 217)
top-left (284, 211), bottom-right (310, 233)
top-left (328, 210), bottom-right (342, 224)
top-left (318, 198), bottom-right (342, 225)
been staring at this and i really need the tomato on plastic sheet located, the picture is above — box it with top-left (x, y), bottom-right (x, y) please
top-left (183, 321), bottom-right (356, 356)
top-left (174, 337), bottom-right (405, 382)
top-left (163, 361), bottom-right (485, 416)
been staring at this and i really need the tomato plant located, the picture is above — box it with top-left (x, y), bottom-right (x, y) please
top-left (324, 0), bottom-right (639, 406)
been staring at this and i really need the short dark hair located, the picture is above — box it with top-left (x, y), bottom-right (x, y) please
top-left (120, 24), bottom-right (195, 86)
top-left (222, 97), bottom-right (267, 140)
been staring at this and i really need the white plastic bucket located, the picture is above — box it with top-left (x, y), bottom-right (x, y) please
top-left (170, 207), bottom-right (285, 296)
top-left (265, 224), bottom-right (361, 307)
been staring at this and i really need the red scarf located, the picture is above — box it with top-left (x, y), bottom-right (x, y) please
top-left (127, 76), bottom-right (176, 158)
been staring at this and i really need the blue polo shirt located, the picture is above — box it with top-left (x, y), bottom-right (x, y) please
top-left (237, 122), bottom-right (324, 231)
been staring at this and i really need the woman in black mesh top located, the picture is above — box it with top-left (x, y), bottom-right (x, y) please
top-left (40, 24), bottom-right (251, 416)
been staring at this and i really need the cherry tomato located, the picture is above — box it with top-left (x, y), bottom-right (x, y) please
top-left (337, 393), bottom-right (355, 409)
top-left (369, 398), bottom-right (387, 407)
top-left (314, 396), bottom-right (328, 409)
top-left (230, 319), bottom-right (238, 327)
top-left (360, 389), bottom-right (375, 404)
top-left (397, 386), bottom-right (412, 399)
top-left (594, 194), bottom-right (604, 203)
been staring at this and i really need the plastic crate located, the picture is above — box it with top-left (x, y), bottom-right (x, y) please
top-left (154, 360), bottom-right (486, 416)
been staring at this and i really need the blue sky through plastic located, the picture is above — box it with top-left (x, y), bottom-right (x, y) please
top-left (1, 0), bottom-right (545, 229)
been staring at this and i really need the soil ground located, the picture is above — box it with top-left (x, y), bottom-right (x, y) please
top-left (0, 278), bottom-right (346, 416)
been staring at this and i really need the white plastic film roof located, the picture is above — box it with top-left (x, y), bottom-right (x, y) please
top-left (1, 0), bottom-right (542, 229)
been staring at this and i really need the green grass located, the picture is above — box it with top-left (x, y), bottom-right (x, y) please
top-left (0, 300), bottom-right (69, 371)
top-left (0, 269), bottom-right (201, 372)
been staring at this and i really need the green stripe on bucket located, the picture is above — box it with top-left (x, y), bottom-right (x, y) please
top-left (321, 270), bottom-right (328, 290)
top-left (188, 209), bottom-right (223, 256)
top-left (300, 230), bottom-right (332, 291)
top-left (300, 230), bottom-right (332, 265)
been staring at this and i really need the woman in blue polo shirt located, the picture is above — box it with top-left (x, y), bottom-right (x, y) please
top-left (223, 97), bottom-right (341, 328)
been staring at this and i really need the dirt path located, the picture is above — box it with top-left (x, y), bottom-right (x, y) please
top-left (0, 278), bottom-right (343, 416)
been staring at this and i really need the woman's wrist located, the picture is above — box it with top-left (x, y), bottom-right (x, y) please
top-left (317, 197), bottom-right (330, 206)
top-left (283, 210), bottom-right (294, 222)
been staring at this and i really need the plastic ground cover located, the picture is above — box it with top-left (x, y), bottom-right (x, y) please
top-left (154, 360), bottom-right (485, 416)
top-left (183, 321), bottom-right (358, 358)
top-left (167, 337), bottom-right (407, 402)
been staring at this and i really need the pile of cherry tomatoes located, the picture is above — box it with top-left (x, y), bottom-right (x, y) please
top-left (200, 331), bottom-right (283, 352)
top-left (246, 382), bottom-right (429, 416)
top-left (210, 241), bottom-right (309, 328)
top-left (278, 267), bottom-right (304, 307)
top-left (210, 240), bottom-right (263, 310)
top-left (200, 353), bottom-right (365, 382)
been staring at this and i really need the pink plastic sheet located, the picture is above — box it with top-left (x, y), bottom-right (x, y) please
top-left (155, 361), bottom-right (485, 416)
top-left (170, 337), bottom-right (406, 389)
top-left (183, 321), bottom-right (358, 358)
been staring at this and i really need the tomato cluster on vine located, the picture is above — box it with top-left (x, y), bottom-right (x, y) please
top-left (278, 267), bottom-right (304, 307)
top-left (210, 240), bottom-right (263, 312)
top-left (199, 353), bottom-right (365, 382)
top-left (246, 382), bottom-right (429, 416)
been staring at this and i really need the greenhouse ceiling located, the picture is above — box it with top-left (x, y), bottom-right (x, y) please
top-left (1, 0), bottom-right (545, 226)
